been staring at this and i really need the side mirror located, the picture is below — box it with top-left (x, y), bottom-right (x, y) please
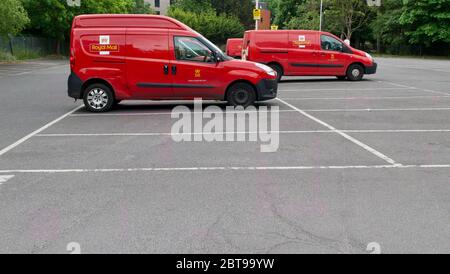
top-left (214, 51), bottom-right (222, 62)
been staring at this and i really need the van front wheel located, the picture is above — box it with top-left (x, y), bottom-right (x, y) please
top-left (83, 84), bottom-right (114, 113)
top-left (346, 64), bottom-right (364, 81)
top-left (227, 83), bottom-right (256, 108)
top-left (269, 64), bottom-right (283, 82)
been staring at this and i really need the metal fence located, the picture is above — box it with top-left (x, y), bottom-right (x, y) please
top-left (0, 35), bottom-right (69, 56)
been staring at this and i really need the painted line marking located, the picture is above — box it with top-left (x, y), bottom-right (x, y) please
top-left (382, 63), bottom-right (450, 73)
top-left (35, 129), bottom-right (450, 137)
top-left (380, 81), bottom-right (450, 96)
top-left (0, 165), bottom-right (449, 174)
top-left (280, 87), bottom-right (412, 92)
top-left (4, 65), bottom-right (68, 77)
top-left (68, 107), bottom-right (450, 117)
top-left (0, 175), bottom-right (15, 184)
top-left (70, 110), bottom-right (297, 117)
top-left (276, 98), bottom-right (401, 166)
top-left (0, 105), bottom-right (84, 157)
top-left (281, 95), bottom-right (450, 101)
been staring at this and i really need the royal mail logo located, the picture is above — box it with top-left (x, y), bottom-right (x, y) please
top-left (90, 44), bottom-right (120, 52)
top-left (293, 40), bottom-right (312, 46)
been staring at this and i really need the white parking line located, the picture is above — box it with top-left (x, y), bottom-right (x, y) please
top-left (306, 107), bottom-right (450, 112)
top-left (0, 175), bottom-right (15, 184)
top-left (0, 64), bottom-right (68, 77)
top-left (66, 107), bottom-right (450, 117)
top-left (280, 87), bottom-right (412, 92)
top-left (276, 98), bottom-right (401, 166)
top-left (0, 105), bottom-right (84, 157)
top-left (0, 164), bottom-right (449, 174)
top-left (380, 81), bottom-right (450, 96)
top-left (281, 95), bottom-right (450, 100)
top-left (382, 63), bottom-right (450, 73)
top-left (35, 129), bottom-right (450, 138)
top-left (70, 110), bottom-right (297, 117)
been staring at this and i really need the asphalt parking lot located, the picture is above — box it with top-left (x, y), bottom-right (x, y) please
top-left (0, 57), bottom-right (449, 254)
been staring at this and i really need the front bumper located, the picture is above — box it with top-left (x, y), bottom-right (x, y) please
top-left (256, 79), bottom-right (278, 101)
top-left (365, 62), bottom-right (378, 75)
top-left (68, 72), bottom-right (83, 99)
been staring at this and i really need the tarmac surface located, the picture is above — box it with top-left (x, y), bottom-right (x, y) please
top-left (0, 57), bottom-right (449, 253)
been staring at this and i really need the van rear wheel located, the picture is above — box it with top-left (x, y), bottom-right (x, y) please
top-left (346, 64), bottom-right (364, 81)
top-left (83, 84), bottom-right (114, 113)
top-left (227, 83), bottom-right (256, 108)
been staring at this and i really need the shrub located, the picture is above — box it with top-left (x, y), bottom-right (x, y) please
top-left (168, 7), bottom-right (244, 45)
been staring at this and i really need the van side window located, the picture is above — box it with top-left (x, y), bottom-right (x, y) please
top-left (321, 35), bottom-right (343, 52)
top-left (174, 36), bottom-right (214, 63)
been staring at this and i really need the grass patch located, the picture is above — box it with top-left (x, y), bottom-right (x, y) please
top-left (13, 48), bottom-right (42, 60)
top-left (0, 48), bottom-right (44, 63)
top-left (0, 50), bottom-right (17, 62)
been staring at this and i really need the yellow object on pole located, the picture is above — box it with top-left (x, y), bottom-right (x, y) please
top-left (253, 9), bottom-right (261, 21)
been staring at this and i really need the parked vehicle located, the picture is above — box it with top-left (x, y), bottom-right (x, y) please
top-left (242, 30), bottom-right (377, 82)
top-left (226, 38), bottom-right (243, 59)
top-left (68, 15), bottom-right (278, 112)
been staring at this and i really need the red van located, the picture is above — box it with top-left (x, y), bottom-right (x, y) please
top-left (68, 15), bottom-right (278, 112)
top-left (226, 38), bottom-right (243, 59)
top-left (242, 30), bottom-right (377, 82)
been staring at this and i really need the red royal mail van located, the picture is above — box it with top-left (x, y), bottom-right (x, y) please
top-left (242, 30), bottom-right (377, 82)
top-left (226, 38), bottom-right (243, 59)
top-left (68, 15), bottom-right (278, 112)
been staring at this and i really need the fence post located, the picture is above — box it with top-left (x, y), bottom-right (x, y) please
top-left (8, 34), bottom-right (14, 56)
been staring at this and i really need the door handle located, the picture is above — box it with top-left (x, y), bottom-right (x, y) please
top-left (172, 65), bottom-right (177, 75)
top-left (164, 65), bottom-right (169, 75)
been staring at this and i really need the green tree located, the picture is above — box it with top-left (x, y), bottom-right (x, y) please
top-left (79, 0), bottom-right (135, 14)
top-left (269, 0), bottom-right (305, 28)
top-left (132, 0), bottom-right (155, 14)
top-left (168, 7), bottom-right (244, 45)
top-left (22, 0), bottom-right (150, 54)
top-left (0, 0), bottom-right (30, 36)
top-left (285, 0), bottom-right (320, 30)
top-left (325, 0), bottom-right (374, 40)
top-left (173, 0), bottom-right (254, 28)
top-left (400, 0), bottom-right (450, 46)
top-left (211, 0), bottom-right (254, 28)
top-left (370, 0), bottom-right (405, 54)
top-left (172, 0), bottom-right (212, 13)
top-left (21, 0), bottom-right (73, 53)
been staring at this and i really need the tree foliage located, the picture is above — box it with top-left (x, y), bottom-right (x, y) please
top-left (0, 0), bottom-right (30, 36)
top-left (173, 0), bottom-right (254, 28)
top-left (168, 7), bottom-right (244, 45)
top-left (268, 0), bottom-right (450, 55)
top-left (400, 0), bottom-right (450, 45)
top-left (21, 0), bottom-right (153, 41)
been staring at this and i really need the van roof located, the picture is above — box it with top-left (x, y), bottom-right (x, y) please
top-left (245, 30), bottom-right (329, 35)
top-left (73, 14), bottom-right (191, 30)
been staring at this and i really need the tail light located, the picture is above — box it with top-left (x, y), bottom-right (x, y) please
top-left (70, 49), bottom-right (75, 70)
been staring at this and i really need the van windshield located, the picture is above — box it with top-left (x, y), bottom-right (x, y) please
top-left (197, 35), bottom-right (232, 61)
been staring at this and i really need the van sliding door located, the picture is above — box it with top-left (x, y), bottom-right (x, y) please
top-left (125, 28), bottom-right (173, 99)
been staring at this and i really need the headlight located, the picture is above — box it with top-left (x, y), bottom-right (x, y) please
top-left (365, 52), bottom-right (373, 61)
top-left (255, 63), bottom-right (276, 76)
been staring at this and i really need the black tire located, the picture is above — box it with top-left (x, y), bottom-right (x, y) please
top-left (268, 63), bottom-right (283, 82)
top-left (227, 83), bottom-right (256, 108)
top-left (346, 64), bottom-right (364, 81)
top-left (336, 76), bottom-right (347, 80)
top-left (83, 83), bottom-right (114, 113)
